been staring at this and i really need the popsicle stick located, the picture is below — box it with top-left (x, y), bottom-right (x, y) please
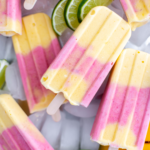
top-left (24, 0), bottom-right (37, 10)
top-left (99, 145), bottom-right (109, 150)
top-left (108, 147), bottom-right (118, 150)
top-left (52, 109), bottom-right (61, 122)
top-left (47, 93), bottom-right (65, 115)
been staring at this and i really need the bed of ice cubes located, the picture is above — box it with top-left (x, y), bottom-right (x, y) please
top-left (0, 0), bottom-right (150, 149)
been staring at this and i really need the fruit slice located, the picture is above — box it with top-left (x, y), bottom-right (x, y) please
top-left (78, 0), bottom-right (113, 22)
top-left (64, 0), bottom-right (83, 30)
top-left (52, 0), bottom-right (68, 36)
top-left (0, 60), bottom-right (9, 89)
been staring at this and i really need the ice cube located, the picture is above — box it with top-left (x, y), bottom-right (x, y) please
top-left (4, 38), bottom-right (16, 63)
top-left (0, 90), bottom-right (10, 95)
top-left (130, 22), bottom-right (150, 47)
top-left (5, 62), bottom-right (26, 100)
top-left (29, 110), bottom-right (46, 130)
top-left (0, 37), bottom-right (16, 63)
top-left (59, 117), bottom-right (80, 150)
top-left (64, 99), bottom-right (100, 118)
top-left (22, 0), bottom-right (54, 17)
top-left (125, 41), bottom-right (150, 54)
top-left (111, 0), bottom-right (122, 9)
top-left (125, 41), bottom-right (140, 50)
top-left (143, 42), bottom-right (150, 54)
top-left (41, 111), bottom-right (65, 150)
top-left (0, 36), bottom-right (7, 59)
top-left (46, 0), bottom-right (60, 17)
top-left (59, 28), bottom-right (73, 47)
top-left (80, 117), bottom-right (99, 150)
top-left (108, 0), bottom-right (125, 18)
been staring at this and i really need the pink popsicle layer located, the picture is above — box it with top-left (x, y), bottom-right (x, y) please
top-left (91, 84), bottom-right (150, 146)
top-left (0, 94), bottom-right (54, 150)
top-left (16, 39), bottom-right (60, 112)
top-left (0, 120), bottom-right (53, 150)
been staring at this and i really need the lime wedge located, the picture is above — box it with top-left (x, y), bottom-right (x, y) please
top-left (52, 0), bottom-right (68, 36)
top-left (64, 0), bottom-right (83, 30)
top-left (78, 0), bottom-right (113, 22)
top-left (0, 60), bottom-right (9, 89)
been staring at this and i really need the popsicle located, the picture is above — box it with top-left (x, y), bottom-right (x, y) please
top-left (91, 49), bottom-right (150, 150)
top-left (12, 13), bottom-right (61, 113)
top-left (120, 0), bottom-right (150, 30)
top-left (0, 0), bottom-right (22, 36)
top-left (41, 6), bottom-right (131, 115)
top-left (143, 123), bottom-right (150, 150)
top-left (0, 94), bottom-right (54, 150)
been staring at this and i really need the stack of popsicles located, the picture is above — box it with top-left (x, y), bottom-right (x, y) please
top-left (0, 0), bottom-right (150, 149)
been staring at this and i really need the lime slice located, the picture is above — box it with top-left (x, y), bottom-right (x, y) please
top-left (52, 0), bottom-right (68, 36)
top-left (78, 0), bottom-right (113, 22)
top-left (64, 0), bottom-right (83, 30)
top-left (0, 60), bottom-right (9, 89)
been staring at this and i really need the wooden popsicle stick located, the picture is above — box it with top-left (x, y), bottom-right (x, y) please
top-left (99, 145), bottom-right (126, 150)
top-left (47, 93), bottom-right (65, 115)
top-left (99, 146), bottom-right (109, 150)
top-left (52, 109), bottom-right (61, 122)
top-left (24, 0), bottom-right (37, 10)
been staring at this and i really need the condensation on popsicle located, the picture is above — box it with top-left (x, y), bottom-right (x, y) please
top-left (120, 0), bottom-right (150, 30)
top-left (91, 49), bottom-right (150, 150)
top-left (12, 13), bottom-right (61, 113)
top-left (0, 0), bottom-right (22, 36)
top-left (0, 94), bottom-right (54, 150)
top-left (41, 6), bottom-right (131, 112)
